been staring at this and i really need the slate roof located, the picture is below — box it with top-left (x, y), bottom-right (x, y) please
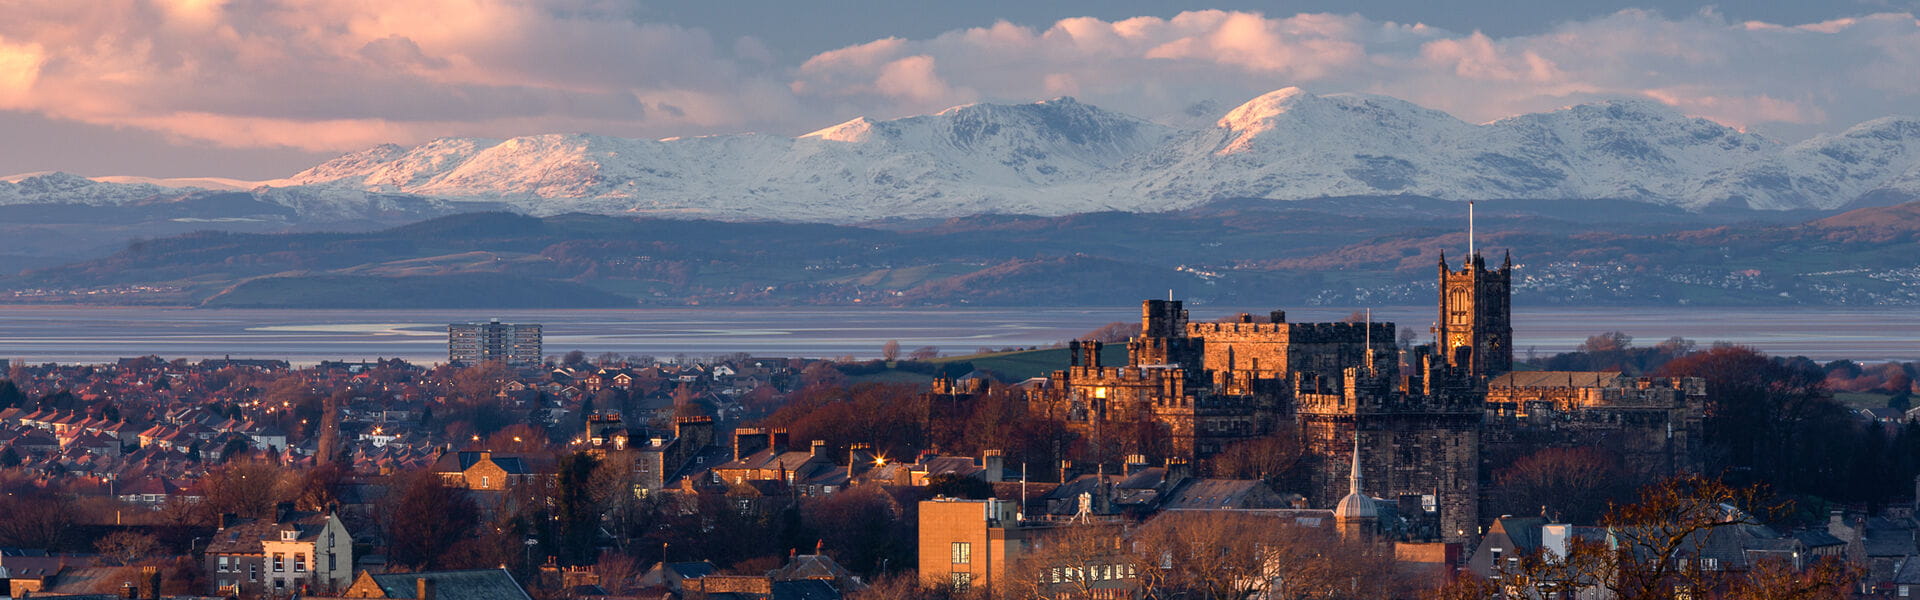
top-left (364, 568), bottom-right (532, 600)
top-left (772, 579), bottom-right (841, 600)
top-left (429, 451), bottom-right (548, 475)
top-left (1159, 479), bottom-right (1285, 510)
top-left (769, 554), bottom-right (853, 583)
top-left (206, 510), bottom-right (334, 554)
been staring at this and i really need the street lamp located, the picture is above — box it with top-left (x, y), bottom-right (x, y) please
top-left (523, 538), bottom-right (539, 571)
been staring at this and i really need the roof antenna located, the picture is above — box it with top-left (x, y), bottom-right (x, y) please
top-left (1468, 200), bottom-right (1476, 258)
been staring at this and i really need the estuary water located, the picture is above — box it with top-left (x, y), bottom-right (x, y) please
top-left (0, 305), bottom-right (1914, 366)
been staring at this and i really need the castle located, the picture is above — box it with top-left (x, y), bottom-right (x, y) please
top-left (1023, 248), bottom-right (1704, 542)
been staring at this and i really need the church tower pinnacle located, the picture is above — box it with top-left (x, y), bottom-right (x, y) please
top-left (1434, 205), bottom-right (1513, 382)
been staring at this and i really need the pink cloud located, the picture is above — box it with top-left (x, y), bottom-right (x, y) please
top-left (3, 4), bottom-right (1920, 157)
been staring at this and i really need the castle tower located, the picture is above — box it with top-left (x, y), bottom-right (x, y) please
top-left (1434, 250), bottom-right (1513, 382)
top-left (1334, 440), bottom-right (1378, 540)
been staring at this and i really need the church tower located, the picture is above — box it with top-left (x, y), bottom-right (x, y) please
top-left (1434, 250), bottom-right (1512, 382)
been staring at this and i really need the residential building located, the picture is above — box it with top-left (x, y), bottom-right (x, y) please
top-left (917, 498), bottom-right (1031, 597)
top-left (449, 320), bottom-right (543, 366)
top-left (205, 504), bottom-right (355, 596)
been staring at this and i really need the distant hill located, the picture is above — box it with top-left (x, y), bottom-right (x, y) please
top-left (201, 273), bottom-right (634, 309)
top-left (6, 198), bottom-right (1920, 308)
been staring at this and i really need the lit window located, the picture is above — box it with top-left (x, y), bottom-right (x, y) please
top-left (951, 542), bottom-right (972, 564)
top-left (950, 572), bottom-right (972, 593)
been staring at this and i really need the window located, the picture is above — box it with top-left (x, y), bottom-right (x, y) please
top-left (328, 531), bottom-right (336, 548)
top-left (249, 564), bottom-right (258, 582)
top-left (482, 475), bottom-right (491, 488)
top-left (281, 530), bottom-right (297, 541)
top-left (218, 556), bottom-right (231, 572)
top-left (330, 553), bottom-right (338, 572)
top-left (951, 542), bottom-right (972, 565)
top-left (294, 553), bottom-right (307, 573)
top-left (950, 572), bottom-right (972, 593)
top-left (273, 553), bottom-right (285, 572)
top-left (1899, 585), bottom-right (1909, 597)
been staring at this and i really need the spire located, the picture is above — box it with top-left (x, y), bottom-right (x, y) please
top-left (1349, 436), bottom-right (1364, 496)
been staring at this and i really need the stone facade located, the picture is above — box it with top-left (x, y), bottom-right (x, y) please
top-left (1435, 252), bottom-right (1513, 381)
top-left (1485, 371), bottom-right (1706, 481)
top-left (1022, 247), bottom-right (1701, 542)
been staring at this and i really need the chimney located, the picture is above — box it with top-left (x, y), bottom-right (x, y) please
top-left (219, 513), bottom-right (239, 530)
top-left (145, 566), bottom-right (161, 600)
top-left (416, 577), bottom-right (437, 600)
top-left (733, 427), bottom-right (769, 461)
top-left (770, 429), bottom-right (790, 454)
top-left (1166, 458), bottom-right (1192, 489)
top-left (1086, 342), bottom-right (1104, 369)
top-left (1124, 454), bottom-right (1149, 476)
top-left (1058, 460), bottom-right (1076, 483)
top-left (275, 501), bottom-right (295, 523)
top-left (810, 440), bottom-right (828, 457)
top-left (848, 444), bottom-right (876, 478)
top-left (1069, 341), bottom-right (1083, 367)
top-left (1270, 310), bottom-right (1287, 323)
top-left (982, 450), bottom-right (1004, 483)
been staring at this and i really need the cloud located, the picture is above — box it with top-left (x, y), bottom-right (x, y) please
top-left (0, 0), bottom-right (800, 150)
top-left (790, 9), bottom-right (1920, 139)
top-left (2, 3), bottom-right (1919, 158)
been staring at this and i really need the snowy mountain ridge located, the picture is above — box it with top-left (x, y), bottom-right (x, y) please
top-left (8, 89), bottom-right (1920, 222)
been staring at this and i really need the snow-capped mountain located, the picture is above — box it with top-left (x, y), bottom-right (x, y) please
top-left (11, 89), bottom-right (1920, 222)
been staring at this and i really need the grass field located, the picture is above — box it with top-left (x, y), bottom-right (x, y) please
top-left (1835, 391), bottom-right (1898, 411)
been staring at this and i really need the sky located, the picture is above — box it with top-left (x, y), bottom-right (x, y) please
top-left (3, 0), bottom-right (1919, 179)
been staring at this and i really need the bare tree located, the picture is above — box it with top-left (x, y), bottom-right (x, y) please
top-left (95, 531), bottom-right (160, 565)
top-left (882, 340), bottom-right (902, 362)
top-left (909, 346), bottom-right (940, 361)
top-left (1134, 511), bottom-right (1404, 600)
top-left (1005, 522), bottom-right (1132, 600)
top-left (1484, 474), bottom-right (1848, 600)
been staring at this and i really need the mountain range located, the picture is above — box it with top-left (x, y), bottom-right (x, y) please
top-left (7, 88), bottom-right (1920, 226)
